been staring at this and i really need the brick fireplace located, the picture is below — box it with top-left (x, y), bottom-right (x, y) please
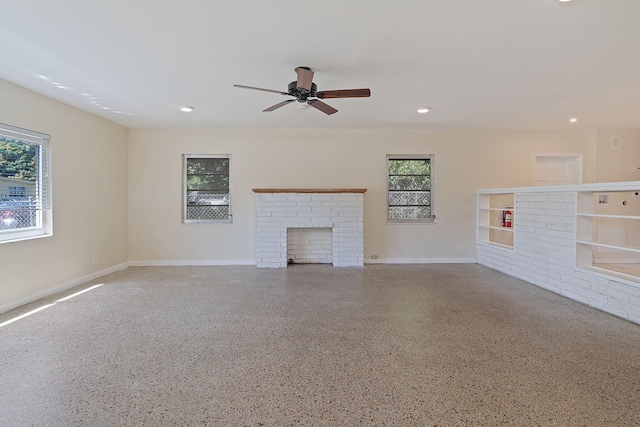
top-left (253, 189), bottom-right (366, 268)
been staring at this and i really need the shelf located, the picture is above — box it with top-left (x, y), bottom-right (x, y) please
top-left (578, 264), bottom-right (640, 286)
top-left (576, 190), bottom-right (640, 282)
top-left (576, 240), bottom-right (640, 254)
top-left (479, 225), bottom-right (514, 232)
top-left (478, 241), bottom-right (514, 251)
top-left (477, 193), bottom-right (514, 249)
top-left (577, 213), bottom-right (640, 220)
top-left (593, 263), bottom-right (640, 279)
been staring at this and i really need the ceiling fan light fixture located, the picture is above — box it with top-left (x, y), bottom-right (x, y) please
top-left (180, 105), bottom-right (194, 112)
top-left (416, 106), bottom-right (431, 114)
top-left (298, 102), bottom-right (309, 110)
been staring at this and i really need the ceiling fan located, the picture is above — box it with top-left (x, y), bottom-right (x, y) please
top-left (233, 66), bottom-right (371, 115)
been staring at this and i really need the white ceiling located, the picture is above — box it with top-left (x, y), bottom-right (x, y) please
top-left (2, 0), bottom-right (640, 130)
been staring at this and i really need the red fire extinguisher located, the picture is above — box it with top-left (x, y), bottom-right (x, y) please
top-left (503, 208), bottom-right (513, 228)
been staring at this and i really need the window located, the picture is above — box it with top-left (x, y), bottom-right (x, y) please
top-left (183, 155), bottom-right (231, 223)
top-left (0, 123), bottom-right (52, 242)
top-left (387, 155), bottom-right (434, 222)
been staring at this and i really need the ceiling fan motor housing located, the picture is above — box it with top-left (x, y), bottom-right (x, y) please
top-left (288, 81), bottom-right (317, 102)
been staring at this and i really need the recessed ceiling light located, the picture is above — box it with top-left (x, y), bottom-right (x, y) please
top-left (180, 105), bottom-right (194, 112)
top-left (416, 106), bottom-right (430, 114)
top-left (569, 117), bottom-right (577, 123)
top-left (558, 0), bottom-right (572, 2)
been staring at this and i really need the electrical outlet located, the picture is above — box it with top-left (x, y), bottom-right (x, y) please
top-left (248, 243), bottom-right (253, 253)
top-left (92, 255), bottom-right (98, 265)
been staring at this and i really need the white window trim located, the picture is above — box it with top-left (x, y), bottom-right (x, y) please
top-left (182, 154), bottom-right (232, 224)
top-left (0, 123), bottom-right (52, 244)
top-left (386, 154), bottom-right (436, 224)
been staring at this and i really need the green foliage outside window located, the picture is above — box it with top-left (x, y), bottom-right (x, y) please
top-left (0, 138), bottom-right (36, 181)
top-left (185, 157), bottom-right (231, 221)
top-left (388, 158), bottom-right (432, 221)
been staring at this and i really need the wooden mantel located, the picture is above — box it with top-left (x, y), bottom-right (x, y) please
top-left (252, 188), bottom-right (367, 193)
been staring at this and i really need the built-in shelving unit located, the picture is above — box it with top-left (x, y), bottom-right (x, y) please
top-left (477, 182), bottom-right (640, 325)
top-left (477, 192), bottom-right (514, 250)
top-left (576, 190), bottom-right (640, 282)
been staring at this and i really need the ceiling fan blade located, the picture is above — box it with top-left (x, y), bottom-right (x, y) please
top-left (263, 99), bottom-right (296, 112)
top-left (295, 67), bottom-right (314, 92)
top-left (234, 84), bottom-right (289, 96)
top-left (316, 88), bottom-right (371, 99)
top-left (308, 99), bottom-right (338, 115)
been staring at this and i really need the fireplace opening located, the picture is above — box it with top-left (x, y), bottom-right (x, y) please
top-left (287, 227), bottom-right (333, 265)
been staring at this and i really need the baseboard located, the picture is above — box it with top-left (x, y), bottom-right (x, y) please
top-left (129, 259), bottom-right (257, 266)
top-left (0, 262), bottom-right (130, 315)
top-left (366, 257), bottom-right (477, 264)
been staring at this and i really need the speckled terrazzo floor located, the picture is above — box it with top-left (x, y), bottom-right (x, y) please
top-left (1, 264), bottom-right (639, 426)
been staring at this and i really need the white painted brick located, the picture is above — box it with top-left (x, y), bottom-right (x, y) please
top-left (574, 271), bottom-right (610, 288)
top-left (336, 210), bottom-right (364, 218)
top-left (257, 231), bottom-right (283, 239)
top-left (266, 195), bottom-right (287, 202)
top-left (288, 195), bottom-right (311, 202)
top-left (590, 301), bottom-right (629, 320)
top-left (334, 226), bottom-right (362, 233)
top-left (583, 288), bottom-right (609, 305)
top-left (312, 206), bottom-right (333, 212)
top-left (535, 281), bottom-right (562, 294)
top-left (259, 216), bottom-right (286, 222)
top-left (338, 201), bottom-right (363, 207)
top-left (609, 281), bottom-right (640, 299)
top-left (628, 310), bottom-right (640, 324)
top-left (333, 206), bottom-right (359, 212)
top-left (311, 195), bottom-right (332, 202)
top-left (263, 206), bottom-right (288, 212)
top-left (559, 289), bottom-right (590, 305)
top-left (336, 194), bottom-right (359, 202)
top-left (289, 206), bottom-right (311, 213)
top-left (300, 201), bottom-right (322, 207)
top-left (606, 287), bottom-right (631, 303)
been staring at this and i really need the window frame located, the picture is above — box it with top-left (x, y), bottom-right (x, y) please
top-left (0, 123), bottom-right (52, 243)
top-left (182, 154), bottom-right (232, 224)
top-left (386, 154), bottom-right (435, 224)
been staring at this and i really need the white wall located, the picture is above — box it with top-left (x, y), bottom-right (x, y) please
top-left (595, 130), bottom-right (640, 183)
top-left (0, 79), bottom-right (129, 312)
top-left (128, 128), bottom-right (595, 264)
